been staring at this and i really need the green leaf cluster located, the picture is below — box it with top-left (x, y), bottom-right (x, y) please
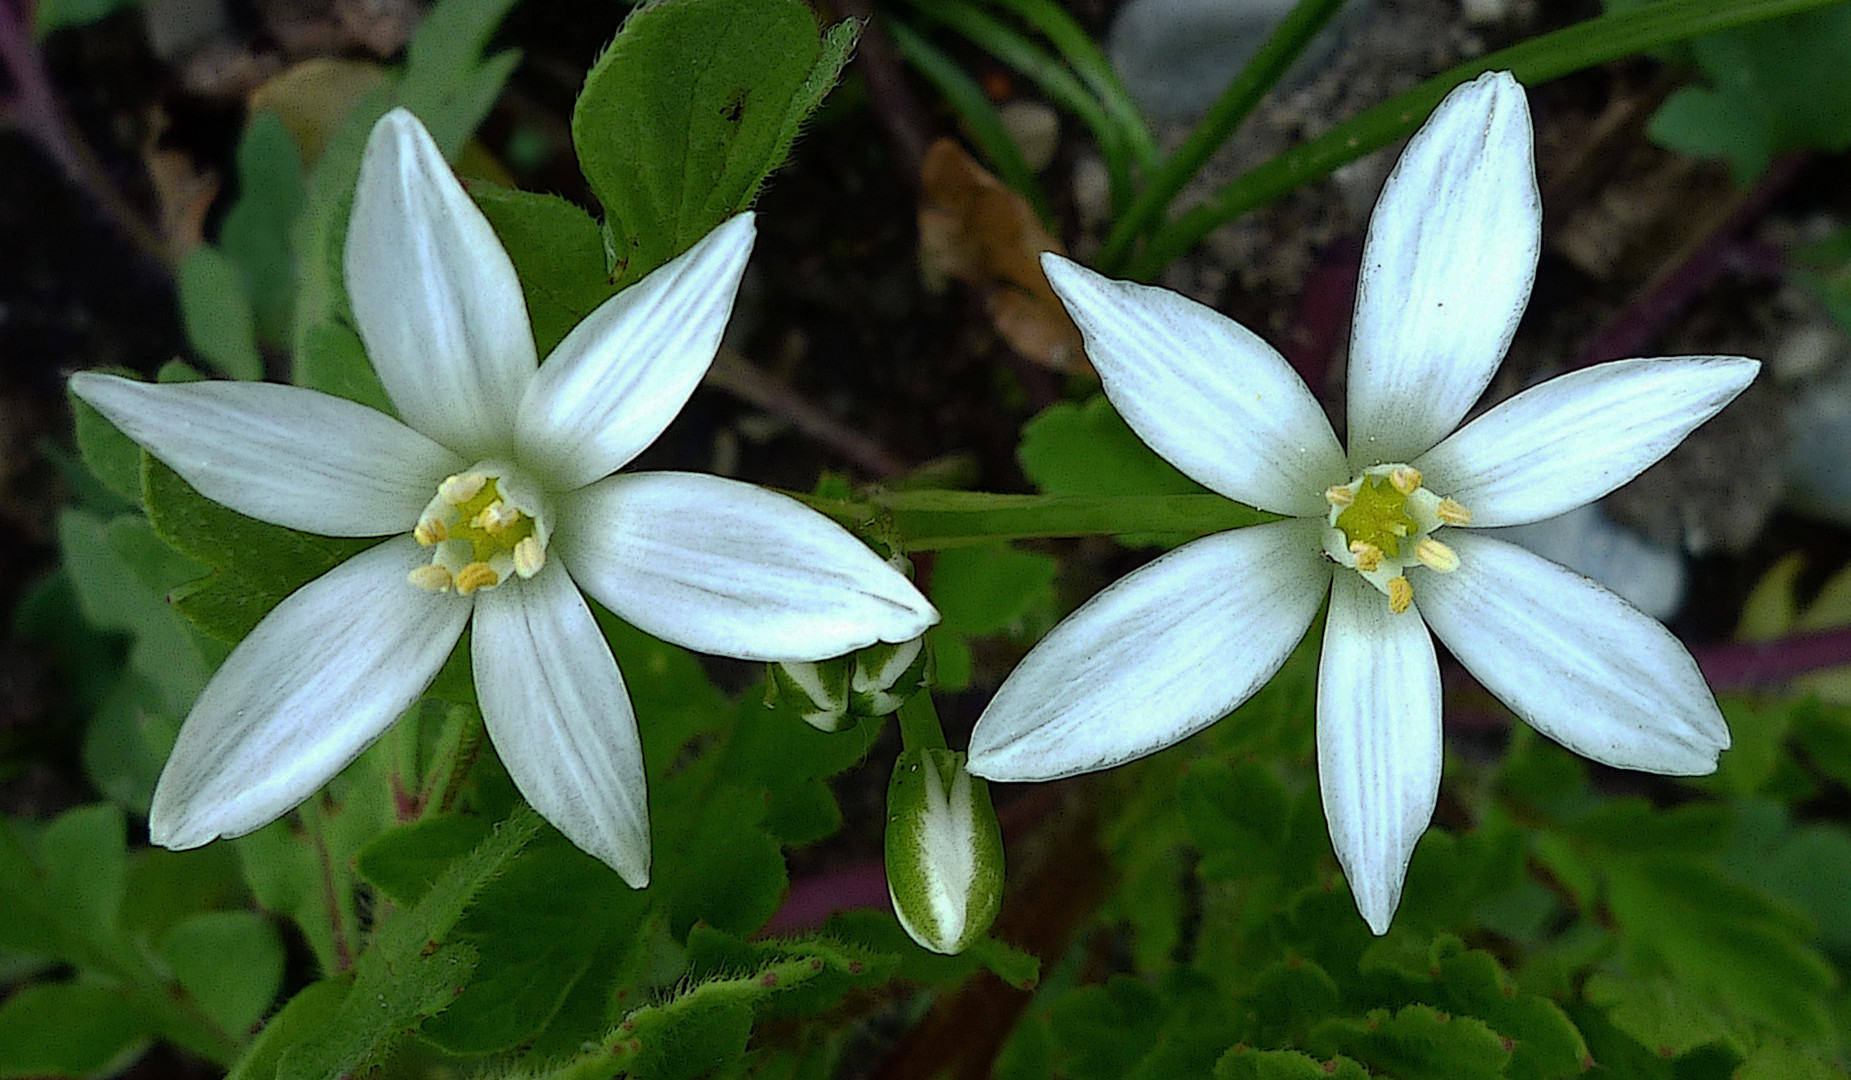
top-left (0, 806), bottom-right (278, 1077)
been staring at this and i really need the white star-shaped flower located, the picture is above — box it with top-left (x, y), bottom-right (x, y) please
top-left (965, 72), bottom-right (1758, 933)
top-left (73, 108), bottom-right (938, 887)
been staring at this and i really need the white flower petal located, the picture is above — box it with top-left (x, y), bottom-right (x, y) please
top-left (516, 215), bottom-right (756, 490)
top-left (1418, 532), bottom-right (1729, 773)
top-left (967, 519), bottom-right (1330, 782)
top-left (473, 562), bottom-right (650, 887)
top-left (1317, 572), bottom-right (1442, 936)
top-left (148, 537), bottom-right (469, 849)
top-left (345, 108), bottom-right (536, 458)
top-left (1415, 356), bottom-right (1760, 527)
top-left (1041, 254), bottom-right (1346, 516)
top-left (1346, 72), bottom-right (1540, 465)
top-left (556, 472), bottom-right (938, 662)
top-left (71, 372), bottom-right (460, 535)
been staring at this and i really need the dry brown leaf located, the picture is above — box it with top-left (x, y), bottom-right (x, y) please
top-left (249, 57), bottom-right (387, 165)
top-left (918, 138), bottom-right (1087, 374)
top-left (141, 105), bottom-right (219, 260)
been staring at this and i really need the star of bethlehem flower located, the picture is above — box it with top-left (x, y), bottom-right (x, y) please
top-left (72, 108), bottom-right (938, 888)
top-left (964, 72), bottom-right (1758, 934)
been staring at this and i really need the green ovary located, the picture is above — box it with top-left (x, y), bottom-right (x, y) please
top-left (1334, 476), bottom-right (1416, 558)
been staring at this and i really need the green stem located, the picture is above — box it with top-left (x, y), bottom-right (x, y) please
top-left (897, 683), bottom-right (949, 752)
top-left (906, 0), bottom-right (1135, 207)
top-left (1096, 0), bottom-right (1350, 274)
top-left (794, 489), bottom-right (1277, 550)
top-left (988, 0), bottom-right (1159, 171)
top-left (886, 16), bottom-right (1052, 222)
top-left (1128, 0), bottom-right (1844, 278)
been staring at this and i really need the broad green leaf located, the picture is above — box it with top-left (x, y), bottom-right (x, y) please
top-left (571, 0), bottom-right (856, 289)
top-left (271, 807), bottom-right (539, 1080)
top-left (1734, 1040), bottom-right (1843, 1080)
top-left (1050, 970), bottom-right (1235, 1080)
top-left (1600, 854), bottom-right (1834, 1042)
top-left (0, 982), bottom-right (156, 1079)
top-left (120, 845), bottom-right (246, 948)
top-left (927, 542), bottom-right (1056, 691)
top-left (57, 508), bottom-right (213, 717)
top-left (1386, 938), bottom-right (1590, 1080)
top-left (1725, 802), bottom-right (1851, 964)
top-left (1018, 395), bottom-right (1211, 547)
top-left (1311, 1003), bottom-right (1511, 1080)
top-left (81, 669), bottom-right (175, 813)
top-left (660, 785), bottom-right (787, 938)
top-left (40, 806), bottom-right (128, 959)
top-left (220, 110), bottom-right (307, 346)
top-left (1243, 960), bottom-right (1342, 1047)
top-left (294, 321), bottom-right (391, 413)
top-left (232, 736), bottom-right (401, 975)
top-left (1215, 1047), bottom-right (1371, 1080)
top-left (1649, 5), bottom-right (1851, 180)
top-left (177, 246), bottom-right (263, 380)
top-left (1581, 973), bottom-right (1733, 1059)
top-left (471, 183), bottom-right (614, 357)
top-left (417, 831), bottom-right (645, 1055)
top-left (142, 455), bottom-right (373, 644)
top-left (224, 979), bottom-right (347, 1080)
top-left (163, 912), bottom-right (285, 1038)
top-left (68, 385), bottom-right (142, 507)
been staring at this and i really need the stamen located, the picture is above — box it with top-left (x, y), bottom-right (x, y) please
top-left (1416, 538), bottom-right (1459, 573)
top-left (1388, 467), bottom-right (1422, 495)
top-left (513, 536), bottom-right (545, 579)
top-left (1349, 540), bottom-right (1383, 573)
top-left (454, 562), bottom-right (499, 595)
top-left (413, 518), bottom-right (448, 546)
top-left (1387, 576), bottom-right (1413, 614)
top-left (440, 473), bottom-right (487, 505)
top-left (1437, 497), bottom-right (1472, 526)
top-left (476, 501), bottom-right (520, 533)
top-left (408, 564), bottom-right (453, 592)
top-left (1325, 484), bottom-right (1354, 508)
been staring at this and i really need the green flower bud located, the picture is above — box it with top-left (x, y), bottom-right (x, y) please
top-left (851, 636), bottom-right (932, 718)
top-left (765, 655), bottom-right (853, 732)
top-left (884, 748), bottom-right (1004, 955)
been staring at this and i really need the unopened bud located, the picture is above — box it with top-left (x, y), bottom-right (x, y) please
top-left (852, 636), bottom-right (932, 718)
top-left (765, 656), bottom-right (854, 732)
top-left (885, 749), bottom-right (1004, 955)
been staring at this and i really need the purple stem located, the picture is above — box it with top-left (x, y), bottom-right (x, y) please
top-left (1573, 154), bottom-right (1804, 369)
top-left (0, 0), bottom-right (169, 265)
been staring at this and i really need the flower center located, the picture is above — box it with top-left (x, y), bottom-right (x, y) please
top-left (1323, 465), bottom-right (1470, 614)
top-left (407, 463), bottom-right (550, 595)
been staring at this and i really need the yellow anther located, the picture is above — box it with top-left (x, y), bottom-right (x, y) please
top-left (1325, 484), bottom-right (1354, 508)
top-left (1349, 540), bottom-right (1383, 573)
top-left (413, 518), bottom-right (448, 546)
top-left (408, 564), bottom-right (453, 592)
top-left (513, 536), bottom-right (545, 579)
top-left (1437, 497), bottom-right (1472, 526)
top-left (440, 473), bottom-right (487, 505)
top-left (1389, 466), bottom-right (1423, 495)
top-left (1387, 576), bottom-right (1413, 614)
top-left (454, 562), bottom-right (499, 595)
top-left (475, 501), bottom-right (520, 534)
top-left (1415, 538), bottom-right (1460, 573)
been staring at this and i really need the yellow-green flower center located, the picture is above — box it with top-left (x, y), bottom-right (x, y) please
top-left (1323, 465), bottom-right (1470, 614)
top-left (1334, 474), bottom-right (1419, 560)
top-left (408, 465), bottom-right (550, 595)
